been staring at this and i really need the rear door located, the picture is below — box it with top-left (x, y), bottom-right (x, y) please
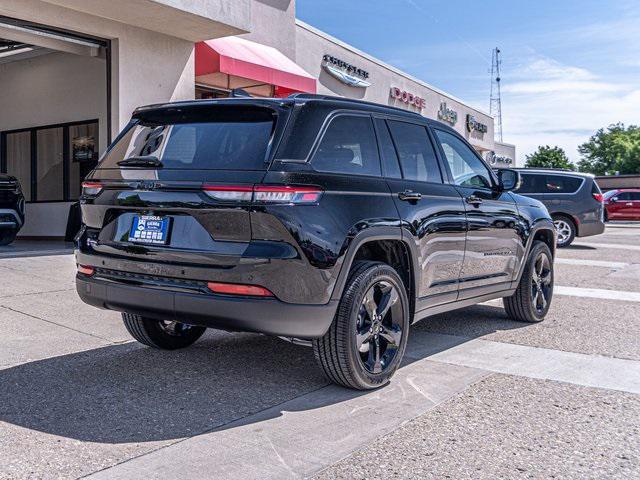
top-left (630, 192), bottom-right (640, 219)
top-left (83, 104), bottom-right (283, 264)
top-left (613, 192), bottom-right (635, 219)
top-left (376, 118), bottom-right (467, 308)
top-left (432, 127), bottom-right (522, 296)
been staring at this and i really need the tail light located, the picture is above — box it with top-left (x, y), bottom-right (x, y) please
top-left (254, 185), bottom-right (322, 204)
top-left (82, 181), bottom-right (103, 197)
top-left (207, 281), bottom-right (274, 297)
top-left (593, 193), bottom-right (603, 202)
top-left (77, 265), bottom-right (95, 276)
top-left (203, 184), bottom-right (322, 205)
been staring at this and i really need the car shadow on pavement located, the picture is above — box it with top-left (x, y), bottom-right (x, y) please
top-left (0, 304), bottom-right (529, 445)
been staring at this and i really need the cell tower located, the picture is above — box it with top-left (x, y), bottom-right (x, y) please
top-left (490, 47), bottom-right (503, 142)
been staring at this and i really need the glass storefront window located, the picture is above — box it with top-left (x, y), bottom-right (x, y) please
top-left (1, 120), bottom-right (98, 202)
top-left (4, 131), bottom-right (31, 201)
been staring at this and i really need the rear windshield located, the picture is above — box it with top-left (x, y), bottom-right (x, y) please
top-left (98, 106), bottom-right (276, 171)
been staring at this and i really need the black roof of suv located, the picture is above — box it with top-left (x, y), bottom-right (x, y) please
top-left (76, 95), bottom-right (556, 389)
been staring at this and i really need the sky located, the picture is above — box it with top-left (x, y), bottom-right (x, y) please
top-left (296, 0), bottom-right (640, 165)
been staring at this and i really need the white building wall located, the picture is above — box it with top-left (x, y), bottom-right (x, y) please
top-left (1, 0), bottom-right (198, 134)
top-left (0, 52), bottom-right (108, 151)
top-left (0, 51), bottom-right (108, 238)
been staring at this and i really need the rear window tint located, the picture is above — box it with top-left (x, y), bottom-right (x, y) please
top-left (545, 175), bottom-right (583, 193)
top-left (514, 173), bottom-right (546, 193)
top-left (98, 107), bottom-right (275, 171)
top-left (311, 115), bottom-right (381, 176)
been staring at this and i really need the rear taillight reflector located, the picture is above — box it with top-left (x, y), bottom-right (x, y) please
top-left (77, 265), bottom-right (95, 276)
top-left (202, 185), bottom-right (253, 202)
top-left (202, 184), bottom-right (322, 205)
top-left (207, 282), bottom-right (274, 297)
top-left (81, 181), bottom-right (103, 196)
top-left (593, 193), bottom-right (604, 202)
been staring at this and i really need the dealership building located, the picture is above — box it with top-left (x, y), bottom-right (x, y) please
top-left (0, 0), bottom-right (515, 238)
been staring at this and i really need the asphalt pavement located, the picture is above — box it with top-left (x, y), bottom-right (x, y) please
top-left (0, 224), bottom-right (638, 479)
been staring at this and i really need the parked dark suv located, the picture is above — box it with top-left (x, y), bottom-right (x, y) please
top-left (0, 174), bottom-right (25, 246)
top-left (75, 95), bottom-right (556, 390)
top-left (500, 168), bottom-right (605, 247)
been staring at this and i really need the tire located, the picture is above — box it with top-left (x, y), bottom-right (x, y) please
top-left (553, 215), bottom-right (575, 248)
top-left (504, 241), bottom-right (554, 323)
top-left (313, 261), bottom-right (410, 390)
top-left (122, 313), bottom-right (206, 350)
top-left (0, 230), bottom-right (17, 246)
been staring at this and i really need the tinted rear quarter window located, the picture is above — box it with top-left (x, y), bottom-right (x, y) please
top-left (545, 175), bottom-right (583, 193)
top-left (387, 121), bottom-right (441, 183)
top-left (312, 115), bottom-right (381, 176)
top-left (98, 106), bottom-right (275, 171)
top-left (515, 173), bottom-right (546, 193)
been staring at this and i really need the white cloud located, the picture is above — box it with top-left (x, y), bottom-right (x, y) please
top-left (492, 54), bottom-right (640, 165)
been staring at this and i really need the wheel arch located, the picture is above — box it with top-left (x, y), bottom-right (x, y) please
top-left (330, 228), bottom-right (418, 317)
top-left (514, 219), bottom-right (556, 285)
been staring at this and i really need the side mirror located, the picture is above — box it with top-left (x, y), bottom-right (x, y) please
top-left (610, 197), bottom-right (618, 203)
top-left (497, 169), bottom-right (521, 191)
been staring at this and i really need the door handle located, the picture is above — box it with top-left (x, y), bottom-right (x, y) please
top-left (626, 202), bottom-right (633, 206)
top-left (465, 195), bottom-right (483, 206)
top-left (398, 190), bottom-right (422, 202)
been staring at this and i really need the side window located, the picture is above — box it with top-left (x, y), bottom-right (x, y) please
top-left (312, 115), bottom-right (381, 176)
top-left (545, 175), bottom-right (583, 193)
top-left (374, 118), bottom-right (401, 179)
top-left (387, 120), bottom-right (442, 183)
top-left (617, 192), bottom-right (632, 200)
top-left (631, 192), bottom-right (640, 201)
top-left (434, 129), bottom-right (492, 189)
top-left (514, 173), bottom-right (545, 193)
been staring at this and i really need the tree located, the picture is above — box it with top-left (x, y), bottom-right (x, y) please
top-left (525, 145), bottom-right (575, 170)
top-left (577, 123), bottom-right (640, 175)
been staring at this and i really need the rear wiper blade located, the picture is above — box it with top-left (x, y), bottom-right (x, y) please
top-left (117, 155), bottom-right (163, 168)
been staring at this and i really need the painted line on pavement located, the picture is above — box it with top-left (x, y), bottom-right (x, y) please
top-left (85, 359), bottom-right (488, 480)
top-left (555, 286), bottom-right (640, 302)
top-left (406, 333), bottom-right (640, 395)
top-left (600, 231), bottom-right (640, 237)
top-left (573, 242), bottom-right (640, 251)
top-left (555, 258), bottom-right (630, 269)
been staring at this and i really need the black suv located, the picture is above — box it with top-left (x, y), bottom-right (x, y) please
top-left (76, 95), bottom-right (556, 390)
top-left (0, 174), bottom-right (25, 246)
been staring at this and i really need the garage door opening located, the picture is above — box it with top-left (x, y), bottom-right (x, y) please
top-left (0, 17), bottom-right (110, 239)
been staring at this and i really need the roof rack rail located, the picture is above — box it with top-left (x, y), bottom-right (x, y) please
top-left (287, 93), bottom-right (423, 117)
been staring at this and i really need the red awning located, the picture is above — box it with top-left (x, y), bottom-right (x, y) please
top-left (196, 37), bottom-right (316, 97)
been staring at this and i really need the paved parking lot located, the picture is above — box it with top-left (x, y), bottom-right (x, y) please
top-left (1, 224), bottom-right (639, 479)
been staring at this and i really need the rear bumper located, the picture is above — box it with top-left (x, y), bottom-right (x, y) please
top-left (577, 219), bottom-right (605, 237)
top-left (76, 275), bottom-right (337, 339)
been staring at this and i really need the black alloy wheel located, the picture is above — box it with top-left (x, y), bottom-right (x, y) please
top-left (531, 251), bottom-right (552, 315)
top-left (356, 281), bottom-right (404, 374)
top-left (504, 241), bottom-right (554, 323)
top-left (313, 261), bottom-right (410, 390)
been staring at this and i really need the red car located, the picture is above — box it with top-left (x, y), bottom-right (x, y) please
top-left (603, 189), bottom-right (640, 221)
